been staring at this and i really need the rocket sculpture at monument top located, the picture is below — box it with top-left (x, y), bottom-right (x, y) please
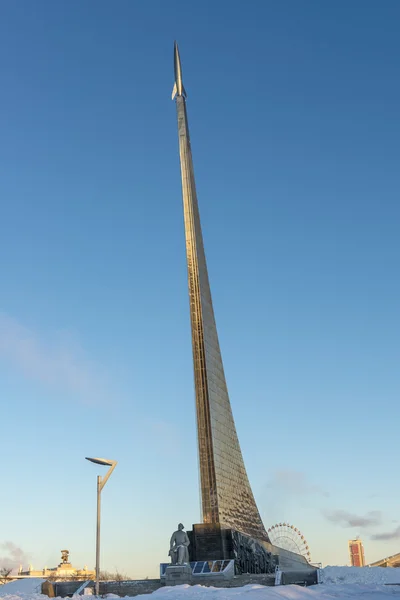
top-left (172, 41), bottom-right (186, 99)
top-left (172, 41), bottom-right (270, 543)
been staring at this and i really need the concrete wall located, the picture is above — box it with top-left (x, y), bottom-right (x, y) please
top-left (280, 570), bottom-right (318, 586)
top-left (43, 579), bottom-right (162, 598)
top-left (190, 574), bottom-right (275, 588)
top-left (100, 575), bottom-right (275, 595)
top-left (100, 580), bottom-right (161, 596)
top-left (41, 568), bottom-right (312, 597)
top-left (46, 581), bottom-right (86, 597)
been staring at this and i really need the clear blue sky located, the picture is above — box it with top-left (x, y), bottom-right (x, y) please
top-left (0, 0), bottom-right (399, 577)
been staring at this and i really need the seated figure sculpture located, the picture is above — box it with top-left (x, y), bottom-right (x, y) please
top-left (169, 523), bottom-right (190, 565)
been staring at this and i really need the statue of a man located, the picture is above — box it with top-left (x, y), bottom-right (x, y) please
top-left (169, 523), bottom-right (190, 565)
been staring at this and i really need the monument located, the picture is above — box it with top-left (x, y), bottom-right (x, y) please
top-left (169, 524), bottom-right (190, 565)
top-left (167, 42), bottom-right (312, 578)
top-left (172, 41), bottom-right (269, 543)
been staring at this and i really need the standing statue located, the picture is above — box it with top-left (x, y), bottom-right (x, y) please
top-left (169, 523), bottom-right (190, 565)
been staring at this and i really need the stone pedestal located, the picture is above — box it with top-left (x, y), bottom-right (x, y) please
top-left (165, 564), bottom-right (193, 586)
top-left (188, 523), bottom-right (232, 561)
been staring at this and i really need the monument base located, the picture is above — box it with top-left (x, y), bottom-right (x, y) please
top-left (164, 564), bottom-right (193, 586)
top-left (187, 524), bottom-right (310, 574)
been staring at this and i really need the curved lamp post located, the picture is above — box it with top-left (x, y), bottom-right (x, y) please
top-left (85, 457), bottom-right (117, 595)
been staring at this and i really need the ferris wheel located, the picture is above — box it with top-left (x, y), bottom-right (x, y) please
top-left (267, 523), bottom-right (311, 563)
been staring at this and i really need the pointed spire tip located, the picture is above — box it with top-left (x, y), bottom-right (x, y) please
top-left (172, 40), bottom-right (187, 100)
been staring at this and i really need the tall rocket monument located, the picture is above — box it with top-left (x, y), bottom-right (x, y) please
top-left (172, 41), bottom-right (270, 543)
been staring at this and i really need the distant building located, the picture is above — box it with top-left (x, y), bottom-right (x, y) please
top-left (349, 539), bottom-right (365, 566)
top-left (18, 550), bottom-right (94, 580)
top-left (369, 552), bottom-right (400, 568)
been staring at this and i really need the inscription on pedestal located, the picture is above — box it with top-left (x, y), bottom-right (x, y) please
top-left (165, 564), bottom-right (192, 586)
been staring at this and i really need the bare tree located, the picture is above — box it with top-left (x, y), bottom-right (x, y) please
top-left (113, 570), bottom-right (130, 582)
top-left (0, 568), bottom-right (13, 584)
top-left (99, 570), bottom-right (131, 582)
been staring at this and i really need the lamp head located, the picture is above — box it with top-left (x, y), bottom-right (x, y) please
top-left (85, 457), bottom-right (115, 466)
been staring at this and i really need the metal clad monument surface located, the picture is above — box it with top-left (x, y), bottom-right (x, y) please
top-left (172, 42), bottom-right (270, 543)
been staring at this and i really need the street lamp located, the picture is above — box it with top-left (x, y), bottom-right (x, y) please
top-left (85, 457), bottom-right (117, 596)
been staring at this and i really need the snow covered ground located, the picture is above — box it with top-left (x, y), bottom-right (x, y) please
top-left (0, 567), bottom-right (399, 600)
top-left (320, 567), bottom-right (400, 586)
top-left (0, 578), bottom-right (44, 598)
